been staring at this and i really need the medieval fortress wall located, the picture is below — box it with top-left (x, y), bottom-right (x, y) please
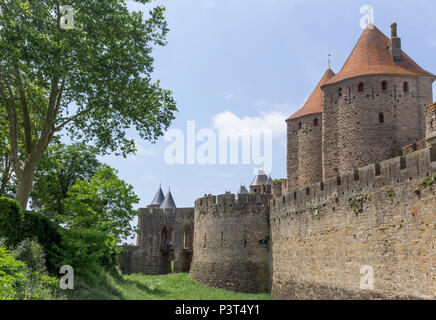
top-left (265, 23), bottom-right (436, 298)
top-left (321, 75), bottom-right (434, 180)
top-left (122, 24), bottom-right (436, 300)
top-left (120, 207), bottom-right (194, 275)
top-left (189, 193), bottom-right (271, 293)
top-left (271, 142), bottom-right (436, 299)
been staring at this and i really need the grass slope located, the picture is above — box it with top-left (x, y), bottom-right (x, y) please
top-left (67, 272), bottom-right (273, 300)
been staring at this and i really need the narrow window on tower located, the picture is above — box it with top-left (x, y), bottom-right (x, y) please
top-left (403, 82), bottom-right (409, 92)
top-left (298, 122), bottom-right (302, 129)
top-left (379, 113), bottom-right (385, 123)
top-left (358, 82), bottom-right (364, 92)
top-left (314, 118), bottom-right (319, 126)
top-left (338, 87), bottom-right (343, 97)
top-left (381, 81), bottom-right (387, 91)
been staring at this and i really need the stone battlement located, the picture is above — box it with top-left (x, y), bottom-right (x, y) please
top-left (427, 102), bottom-right (436, 112)
top-left (272, 146), bottom-right (436, 212)
top-left (427, 103), bottom-right (436, 146)
top-left (402, 139), bottom-right (427, 156)
top-left (140, 207), bottom-right (194, 220)
top-left (195, 193), bottom-right (270, 212)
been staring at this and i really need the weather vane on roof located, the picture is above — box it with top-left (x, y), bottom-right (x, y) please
top-left (328, 54), bottom-right (331, 70)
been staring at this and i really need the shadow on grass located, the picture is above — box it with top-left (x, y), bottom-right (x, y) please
top-left (111, 271), bottom-right (167, 298)
top-left (66, 271), bottom-right (166, 300)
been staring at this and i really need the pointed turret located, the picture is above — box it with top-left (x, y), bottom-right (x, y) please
top-left (250, 169), bottom-right (269, 187)
top-left (149, 185), bottom-right (165, 208)
top-left (160, 189), bottom-right (177, 209)
top-left (288, 68), bottom-right (335, 120)
top-left (266, 176), bottom-right (273, 185)
top-left (238, 185), bottom-right (249, 195)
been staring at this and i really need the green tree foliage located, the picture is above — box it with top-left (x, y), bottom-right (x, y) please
top-left (0, 100), bottom-right (14, 197)
top-left (10, 239), bottom-right (47, 274)
top-left (0, 145), bottom-right (15, 198)
top-left (64, 164), bottom-right (140, 241)
top-left (60, 228), bottom-right (118, 284)
top-left (31, 142), bottom-right (101, 218)
top-left (0, 0), bottom-right (177, 208)
top-left (0, 197), bottom-right (63, 274)
top-left (22, 210), bottom-right (63, 274)
top-left (0, 246), bottom-right (26, 300)
top-left (0, 197), bottom-right (24, 246)
top-left (0, 243), bottom-right (62, 300)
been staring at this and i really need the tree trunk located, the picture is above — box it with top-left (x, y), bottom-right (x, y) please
top-left (15, 156), bottom-right (42, 210)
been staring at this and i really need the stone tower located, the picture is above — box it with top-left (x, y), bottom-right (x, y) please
top-left (121, 187), bottom-right (194, 275)
top-left (286, 69), bottom-right (335, 192)
top-left (190, 192), bottom-right (270, 293)
top-left (321, 23), bottom-right (435, 179)
top-left (426, 103), bottom-right (436, 147)
top-left (249, 169), bottom-right (272, 195)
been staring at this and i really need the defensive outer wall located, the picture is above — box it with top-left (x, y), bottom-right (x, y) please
top-left (270, 146), bottom-right (436, 299)
top-left (189, 193), bottom-right (271, 293)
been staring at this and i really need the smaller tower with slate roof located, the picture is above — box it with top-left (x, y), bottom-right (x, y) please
top-left (160, 189), bottom-right (177, 209)
top-left (120, 185), bottom-right (193, 276)
top-left (148, 185), bottom-right (165, 208)
top-left (250, 169), bottom-right (272, 195)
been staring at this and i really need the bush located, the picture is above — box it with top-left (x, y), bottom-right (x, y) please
top-left (0, 198), bottom-right (64, 275)
top-left (0, 246), bottom-right (27, 300)
top-left (11, 239), bottom-right (47, 274)
top-left (60, 228), bottom-right (118, 285)
top-left (0, 197), bottom-right (24, 246)
top-left (22, 210), bottom-right (63, 274)
top-left (0, 198), bottom-right (121, 286)
top-left (0, 244), bottom-right (63, 300)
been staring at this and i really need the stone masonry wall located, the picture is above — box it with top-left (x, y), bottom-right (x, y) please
top-left (286, 119), bottom-right (299, 192)
top-left (322, 75), bottom-right (434, 180)
top-left (426, 103), bottom-right (436, 142)
top-left (190, 193), bottom-right (271, 293)
top-left (120, 207), bottom-right (194, 275)
top-left (287, 114), bottom-right (323, 192)
top-left (270, 147), bottom-right (436, 299)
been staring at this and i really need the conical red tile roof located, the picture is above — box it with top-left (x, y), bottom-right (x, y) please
top-left (323, 24), bottom-right (435, 86)
top-left (288, 69), bottom-right (335, 120)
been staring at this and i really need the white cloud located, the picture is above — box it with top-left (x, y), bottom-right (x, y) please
top-left (212, 110), bottom-right (286, 137)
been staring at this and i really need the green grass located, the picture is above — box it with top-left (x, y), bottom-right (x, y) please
top-left (66, 271), bottom-right (273, 300)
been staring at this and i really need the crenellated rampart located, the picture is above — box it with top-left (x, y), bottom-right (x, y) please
top-left (272, 146), bottom-right (436, 213)
top-left (270, 146), bottom-right (436, 299)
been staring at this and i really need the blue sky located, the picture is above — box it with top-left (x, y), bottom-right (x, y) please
top-left (98, 0), bottom-right (436, 219)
